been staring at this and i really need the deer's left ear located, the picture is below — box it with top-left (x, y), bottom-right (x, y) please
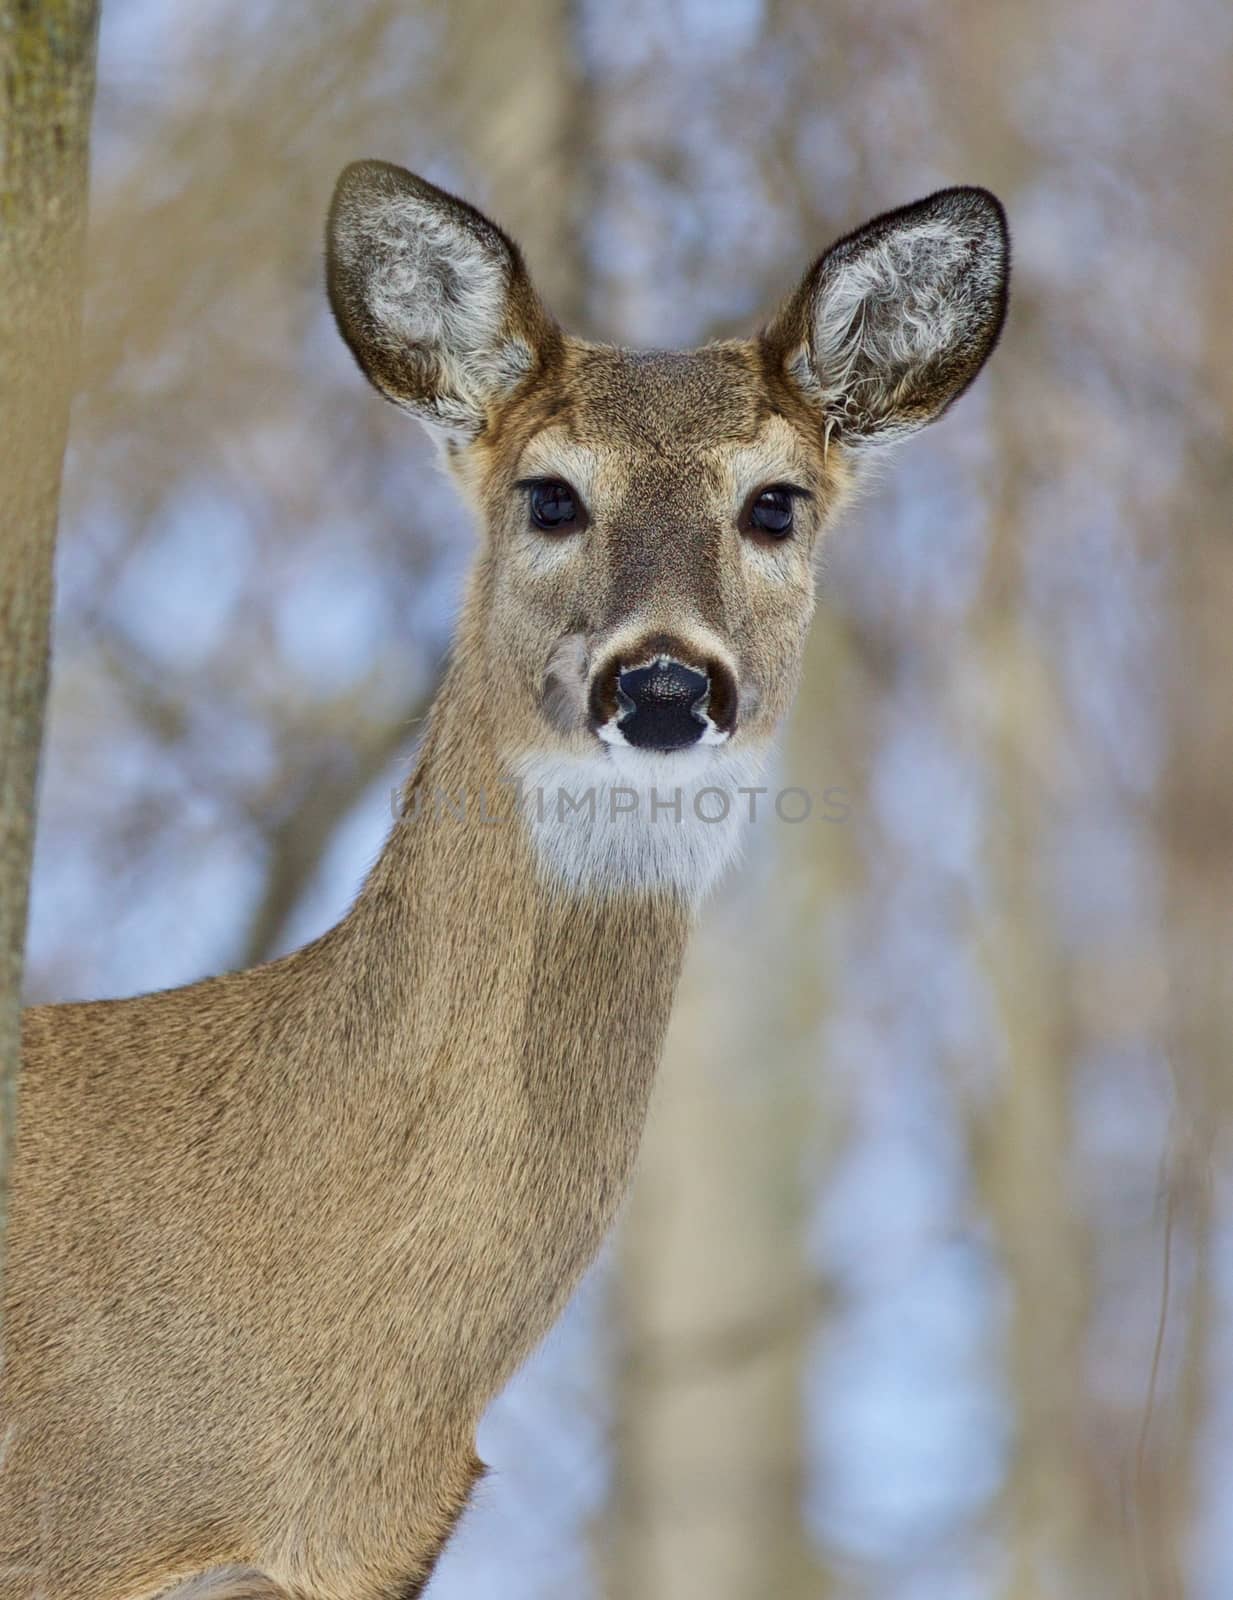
top-left (766, 187), bottom-right (1009, 445)
top-left (327, 160), bottom-right (556, 442)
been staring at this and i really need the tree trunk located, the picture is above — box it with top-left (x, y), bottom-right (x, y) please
top-left (603, 934), bottom-right (826, 1600)
top-left (602, 618), bottom-right (860, 1600)
top-left (439, 0), bottom-right (588, 329)
top-left (0, 0), bottom-right (100, 1333)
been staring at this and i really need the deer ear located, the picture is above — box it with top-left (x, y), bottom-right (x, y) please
top-left (767, 187), bottom-right (1009, 445)
top-left (327, 160), bottom-right (553, 441)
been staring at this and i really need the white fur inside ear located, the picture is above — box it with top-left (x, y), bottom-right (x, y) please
top-left (360, 194), bottom-right (533, 432)
top-left (366, 196), bottom-right (505, 353)
top-left (804, 212), bottom-right (1000, 441)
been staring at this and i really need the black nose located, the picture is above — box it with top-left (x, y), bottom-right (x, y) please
top-left (616, 657), bottom-right (711, 751)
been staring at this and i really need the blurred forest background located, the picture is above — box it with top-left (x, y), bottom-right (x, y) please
top-left (23, 0), bottom-right (1233, 1595)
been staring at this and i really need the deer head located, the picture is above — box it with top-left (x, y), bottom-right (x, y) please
top-left (327, 162), bottom-right (1008, 893)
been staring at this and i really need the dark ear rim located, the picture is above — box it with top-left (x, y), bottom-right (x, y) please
top-left (762, 185), bottom-right (1012, 433)
top-left (324, 158), bottom-right (555, 421)
top-left (325, 158), bottom-right (518, 399)
top-left (326, 158), bottom-right (528, 318)
top-left (827, 186), bottom-right (1012, 413)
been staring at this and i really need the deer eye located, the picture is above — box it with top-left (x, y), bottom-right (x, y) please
top-left (747, 486), bottom-right (797, 538)
top-left (524, 479), bottom-right (583, 534)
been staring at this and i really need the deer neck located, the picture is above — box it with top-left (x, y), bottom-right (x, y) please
top-left (298, 623), bottom-right (692, 1370)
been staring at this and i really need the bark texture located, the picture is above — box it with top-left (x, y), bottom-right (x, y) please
top-left (0, 0), bottom-right (100, 1320)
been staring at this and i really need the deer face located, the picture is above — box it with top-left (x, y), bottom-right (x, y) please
top-left (327, 163), bottom-right (1008, 892)
top-left (467, 338), bottom-right (834, 767)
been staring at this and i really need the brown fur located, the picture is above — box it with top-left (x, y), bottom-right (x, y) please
top-left (0, 163), bottom-right (1008, 1597)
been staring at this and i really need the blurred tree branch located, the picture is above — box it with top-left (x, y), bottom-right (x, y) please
top-left (237, 693), bottom-right (431, 968)
top-left (0, 0), bottom-right (99, 1337)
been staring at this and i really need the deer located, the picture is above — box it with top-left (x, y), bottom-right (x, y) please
top-left (0, 159), bottom-right (1009, 1599)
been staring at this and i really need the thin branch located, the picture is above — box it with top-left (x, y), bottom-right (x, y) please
top-left (237, 691), bottom-right (434, 969)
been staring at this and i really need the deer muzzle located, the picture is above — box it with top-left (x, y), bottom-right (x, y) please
top-left (589, 641), bottom-right (738, 753)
